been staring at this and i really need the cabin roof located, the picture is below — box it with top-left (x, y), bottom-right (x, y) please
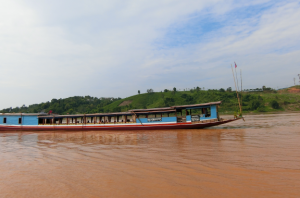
top-left (38, 111), bottom-right (133, 118)
top-left (128, 107), bottom-right (174, 112)
top-left (37, 101), bottom-right (222, 118)
top-left (171, 101), bottom-right (222, 109)
top-left (0, 113), bottom-right (47, 116)
top-left (129, 101), bottom-right (222, 111)
top-left (134, 110), bottom-right (176, 114)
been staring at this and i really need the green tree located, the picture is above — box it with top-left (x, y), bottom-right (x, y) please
top-left (182, 94), bottom-right (194, 104)
top-left (164, 97), bottom-right (175, 107)
top-left (67, 108), bottom-right (74, 114)
top-left (270, 100), bottom-right (279, 109)
top-left (138, 90), bottom-right (140, 94)
top-left (147, 89), bottom-right (153, 93)
top-left (113, 107), bottom-right (121, 112)
top-left (51, 98), bottom-right (58, 103)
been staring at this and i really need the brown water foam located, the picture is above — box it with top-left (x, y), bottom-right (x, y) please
top-left (0, 113), bottom-right (300, 197)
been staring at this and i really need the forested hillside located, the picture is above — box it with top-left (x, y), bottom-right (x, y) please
top-left (1, 86), bottom-right (300, 114)
top-left (0, 96), bottom-right (122, 115)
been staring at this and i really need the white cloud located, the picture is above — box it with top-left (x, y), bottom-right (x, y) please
top-left (0, 0), bottom-right (299, 109)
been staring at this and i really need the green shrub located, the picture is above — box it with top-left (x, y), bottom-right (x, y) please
top-left (243, 94), bottom-right (260, 102)
top-left (242, 106), bottom-right (250, 111)
top-left (270, 100), bottom-right (279, 109)
top-left (257, 106), bottom-right (266, 112)
top-left (249, 100), bottom-right (262, 110)
top-left (243, 94), bottom-right (251, 102)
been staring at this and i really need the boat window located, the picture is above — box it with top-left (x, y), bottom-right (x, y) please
top-left (3, 117), bottom-right (7, 123)
top-left (205, 108), bottom-right (211, 117)
top-left (197, 108), bottom-right (211, 117)
top-left (18, 118), bottom-right (22, 124)
top-left (191, 108), bottom-right (202, 115)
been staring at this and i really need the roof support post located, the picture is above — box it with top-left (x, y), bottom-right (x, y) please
top-left (217, 105), bottom-right (220, 121)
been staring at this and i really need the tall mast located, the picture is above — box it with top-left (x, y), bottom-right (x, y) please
top-left (231, 65), bottom-right (242, 115)
top-left (240, 69), bottom-right (242, 115)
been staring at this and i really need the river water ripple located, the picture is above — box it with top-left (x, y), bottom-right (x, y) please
top-left (1, 113), bottom-right (300, 198)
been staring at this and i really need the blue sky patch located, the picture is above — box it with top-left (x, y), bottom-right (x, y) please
top-left (156, 1), bottom-right (280, 49)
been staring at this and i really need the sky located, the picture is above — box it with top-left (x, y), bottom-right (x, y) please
top-left (0, 0), bottom-right (300, 109)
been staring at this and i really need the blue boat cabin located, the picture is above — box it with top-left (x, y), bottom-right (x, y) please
top-left (132, 101), bottom-right (221, 124)
top-left (0, 113), bottom-right (40, 125)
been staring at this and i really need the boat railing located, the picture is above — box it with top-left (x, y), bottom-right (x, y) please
top-left (191, 118), bottom-right (218, 124)
top-left (38, 122), bottom-right (137, 125)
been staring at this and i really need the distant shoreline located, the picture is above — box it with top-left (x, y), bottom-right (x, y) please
top-left (1, 86), bottom-right (300, 115)
top-left (220, 110), bottom-right (300, 116)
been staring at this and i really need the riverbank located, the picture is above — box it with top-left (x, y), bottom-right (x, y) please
top-left (220, 111), bottom-right (300, 117)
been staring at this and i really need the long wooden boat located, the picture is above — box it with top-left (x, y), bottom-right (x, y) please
top-left (0, 101), bottom-right (240, 131)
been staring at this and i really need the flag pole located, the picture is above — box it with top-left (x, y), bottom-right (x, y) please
top-left (231, 64), bottom-right (242, 116)
top-left (240, 69), bottom-right (243, 115)
top-left (235, 62), bottom-right (239, 92)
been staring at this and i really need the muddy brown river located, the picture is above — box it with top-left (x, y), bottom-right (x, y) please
top-left (0, 113), bottom-right (300, 198)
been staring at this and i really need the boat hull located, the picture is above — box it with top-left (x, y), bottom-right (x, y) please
top-left (0, 118), bottom-right (239, 131)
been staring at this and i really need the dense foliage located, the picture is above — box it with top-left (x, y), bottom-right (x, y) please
top-left (1, 87), bottom-right (299, 114)
top-left (0, 96), bottom-right (121, 114)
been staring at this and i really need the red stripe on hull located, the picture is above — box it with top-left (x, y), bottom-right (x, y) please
top-left (0, 119), bottom-right (239, 131)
